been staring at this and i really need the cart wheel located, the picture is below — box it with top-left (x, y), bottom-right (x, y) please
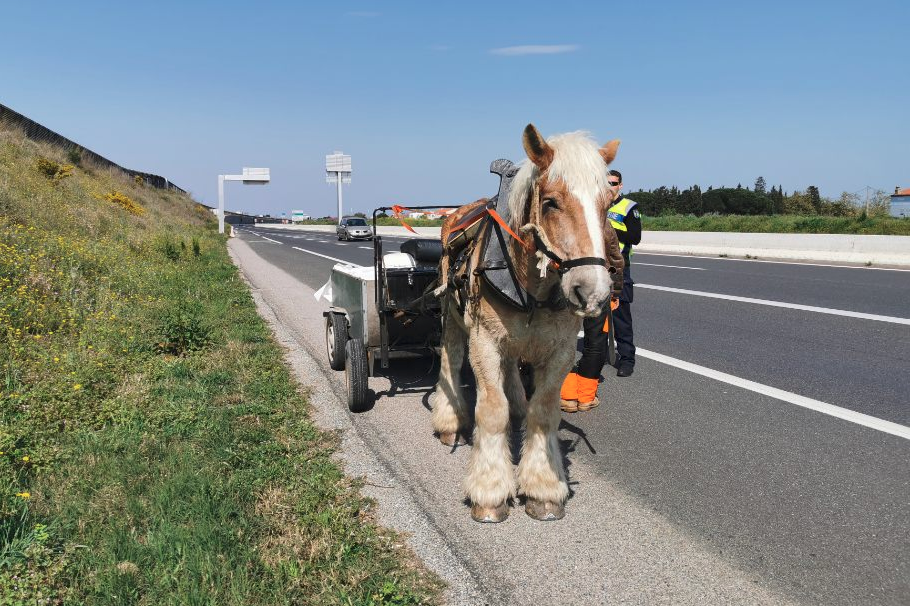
top-left (345, 339), bottom-right (370, 412)
top-left (326, 313), bottom-right (347, 371)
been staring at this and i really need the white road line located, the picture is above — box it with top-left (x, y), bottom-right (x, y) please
top-left (358, 246), bottom-right (373, 249)
top-left (636, 347), bottom-right (910, 441)
top-left (637, 284), bottom-right (910, 325)
top-left (636, 262), bottom-right (705, 270)
top-left (260, 235), bottom-right (282, 245)
top-left (635, 252), bottom-right (910, 272)
top-left (291, 246), bottom-right (358, 265)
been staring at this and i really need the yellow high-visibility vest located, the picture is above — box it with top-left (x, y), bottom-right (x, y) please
top-left (607, 197), bottom-right (638, 255)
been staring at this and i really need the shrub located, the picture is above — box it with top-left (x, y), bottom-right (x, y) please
top-left (159, 236), bottom-right (181, 261)
top-left (35, 157), bottom-right (74, 184)
top-left (66, 148), bottom-right (82, 166)
top-left (156, 300), bottom-right (210, 355)
top-left (192, 237), bottom-right (201, 258)
top-left (101, 191), bottom-right (145, 215)
top-left (134, 174), bottom-right (144, 187)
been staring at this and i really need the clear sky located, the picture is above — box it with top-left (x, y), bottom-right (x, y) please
top-left (2, 0), bottom-right (908, 217)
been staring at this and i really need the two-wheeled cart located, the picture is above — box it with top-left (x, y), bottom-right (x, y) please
top-left (322, 206), bottom-right (448, 411)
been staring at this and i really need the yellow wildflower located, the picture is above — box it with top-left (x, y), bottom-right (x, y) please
top-left (22, 456), bottom-right (29, 462)
top-left (16, 492), bottom-right (30, 499)
top-left (73, 384), bottom-right (82, 390)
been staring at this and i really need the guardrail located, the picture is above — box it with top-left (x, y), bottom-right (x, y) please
top-left (0, 101), bottom-right (186, 193)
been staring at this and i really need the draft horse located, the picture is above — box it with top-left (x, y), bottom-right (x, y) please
top-left (432, 124), bottom-right (625, 522)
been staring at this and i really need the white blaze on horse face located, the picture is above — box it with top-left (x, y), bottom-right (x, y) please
top-left (545, 132), bottom-right (613, 311)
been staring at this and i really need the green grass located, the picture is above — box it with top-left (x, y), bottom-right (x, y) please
top-left (0, 127), bottom-right (441, 604)
top-left (641, 213), bottom-right (910, 235)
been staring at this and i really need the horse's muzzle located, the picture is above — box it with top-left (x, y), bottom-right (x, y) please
top-left (562, 265), bottom-right (612, 317)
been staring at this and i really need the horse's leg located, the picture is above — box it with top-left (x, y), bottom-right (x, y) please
top-left (464, 328), bottom-right (513, 522)
top-left (431, 300), bottom-right (471, 446)
top-left (518, 347), bottom-right (574, 521)
top-left (504, 360), bottom-right (529, 426)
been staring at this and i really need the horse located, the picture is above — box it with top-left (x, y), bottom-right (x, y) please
top-left (431, 124), bottom-right (625, 522)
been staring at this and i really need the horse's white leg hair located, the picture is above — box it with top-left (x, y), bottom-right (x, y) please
top-left (464, 326), bottom-right (514, 508)
top-left (431, 299), bottom-right (471, 436)
top-left (518, 349), bottom-right (573, 504)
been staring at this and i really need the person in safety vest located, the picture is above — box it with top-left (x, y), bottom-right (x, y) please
top-left (560, 169), bottom-right (640, 412)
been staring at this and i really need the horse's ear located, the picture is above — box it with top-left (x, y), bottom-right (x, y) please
top-left (600, 139), bottom-right (621, 165)
top-left (523, 124), bottom-right (554, 171)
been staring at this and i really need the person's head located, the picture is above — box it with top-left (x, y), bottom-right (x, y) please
top-left (608, 169), bottom-right (623, 194)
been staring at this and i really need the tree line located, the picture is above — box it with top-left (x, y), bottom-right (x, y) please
top-left (628, 177), bottom-right (891, 217)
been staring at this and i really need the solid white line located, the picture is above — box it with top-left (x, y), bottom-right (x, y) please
top-left (635, 252), bottom-right (910, 272)
top-left (291, 246), bottom-right (358, 265)
top-left (637, 284), bottom-right (910, 325)
top-left (358, 246), bottom-right (372, 249)
top-left (260, 235), bottom-right (282, 245)
top-left (636, 262), bottom-right (706, 270)
top-left (636, 347), bottom-right (910, 441)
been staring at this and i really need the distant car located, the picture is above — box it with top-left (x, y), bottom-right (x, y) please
top-left (336, 216), bottom-right (373, 241)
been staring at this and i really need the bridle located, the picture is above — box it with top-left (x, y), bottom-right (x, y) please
top-left (519, 178), bottom-right (616, 279)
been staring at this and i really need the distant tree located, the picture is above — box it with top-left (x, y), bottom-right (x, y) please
top-left (702, 187), bottom-right (767, 215)
top-left (754, 176), bottom-right (767, 195)
top-left (783, 190), bottom-right (814, 215)
top-left (736, 183), bottom-right (743, 189)
top-left (807, 185), bottom-right (821, 213)
top-left (652, 186), bottom-right (677, 215)
top-left (353, 211), bottom-right (367, 218)
top-left (678, 185), bottom-right (703, 215)
top-left (630, 190), bottom-right (658, 215)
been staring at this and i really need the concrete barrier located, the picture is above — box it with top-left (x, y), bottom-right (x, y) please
top-left (263, 224), bottom-right (910, 267)
top-left (635, 232), bottom-right (910, 266)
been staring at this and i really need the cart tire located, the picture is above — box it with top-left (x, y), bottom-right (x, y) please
top-left (326, 313), bottom-right (347, 371)
top-left (345, 339), bottom-right (370, 412)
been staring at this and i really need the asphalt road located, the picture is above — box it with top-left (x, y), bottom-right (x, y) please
top-left (233, 225), bottom-right (909, 605)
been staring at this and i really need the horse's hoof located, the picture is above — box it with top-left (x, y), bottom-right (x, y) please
top-left (438, 432), bottom-right (468, 446)
top-left (471, 503), bottom-right (509, 523)
top-left (525, 498), bottom-right (565, 521)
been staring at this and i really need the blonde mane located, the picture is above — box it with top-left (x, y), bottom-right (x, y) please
top-left (507, 131), bottom-right (613, 228)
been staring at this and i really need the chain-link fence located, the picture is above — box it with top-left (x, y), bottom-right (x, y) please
top-left (0, 102), bottom-right (186, 193)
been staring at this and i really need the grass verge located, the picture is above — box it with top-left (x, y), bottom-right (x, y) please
top-left (0, 127), bottom-right (441, 604)
top-left (641, 213), bottom-right (910, 235)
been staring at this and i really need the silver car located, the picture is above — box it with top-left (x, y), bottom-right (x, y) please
top-left (336, 217), bottom-right (373, 241)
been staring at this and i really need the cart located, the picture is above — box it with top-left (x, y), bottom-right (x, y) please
top-left (322, 206), bottom-right (447, 412)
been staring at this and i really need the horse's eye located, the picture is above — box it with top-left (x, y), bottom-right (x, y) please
top-left (542, 198), bottom-right (559, 212)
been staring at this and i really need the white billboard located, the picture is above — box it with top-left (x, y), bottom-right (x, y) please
top-left (326, 151), bottom-right (352, 183)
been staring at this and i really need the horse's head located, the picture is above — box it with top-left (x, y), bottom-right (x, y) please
top-left (513, 124), bottom-right (621, 316)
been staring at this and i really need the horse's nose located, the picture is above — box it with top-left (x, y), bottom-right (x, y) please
top-left (573, 285), bottom-right (585, 308)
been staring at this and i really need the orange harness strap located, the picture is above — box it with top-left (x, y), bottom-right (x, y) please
top-left (390, 204), bottom-right (418, 234)
top-left (487, 208), bottom-right (533, 251)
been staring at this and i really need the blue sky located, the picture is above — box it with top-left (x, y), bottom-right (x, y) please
top-left (2, 0), bottom-right (907, 216)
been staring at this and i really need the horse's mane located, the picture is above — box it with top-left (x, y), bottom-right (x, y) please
top-left (507, 131), bottom-right (612, 228)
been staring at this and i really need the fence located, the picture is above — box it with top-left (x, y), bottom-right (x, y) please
top-left (0, 102), bottom-right (186, 193)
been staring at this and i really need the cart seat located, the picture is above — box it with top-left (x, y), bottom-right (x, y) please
top-left (383, 252), bottom-right (416, 269)
top-left (400, 238), bottom-right (442, 266)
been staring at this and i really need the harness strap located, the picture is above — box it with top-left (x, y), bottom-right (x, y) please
top-left (558, 256), bottom-right (608, 271)
top-left (390, 204), bottom-right (419, 233)
top-left (487, 208), bottom-right (532, 251)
